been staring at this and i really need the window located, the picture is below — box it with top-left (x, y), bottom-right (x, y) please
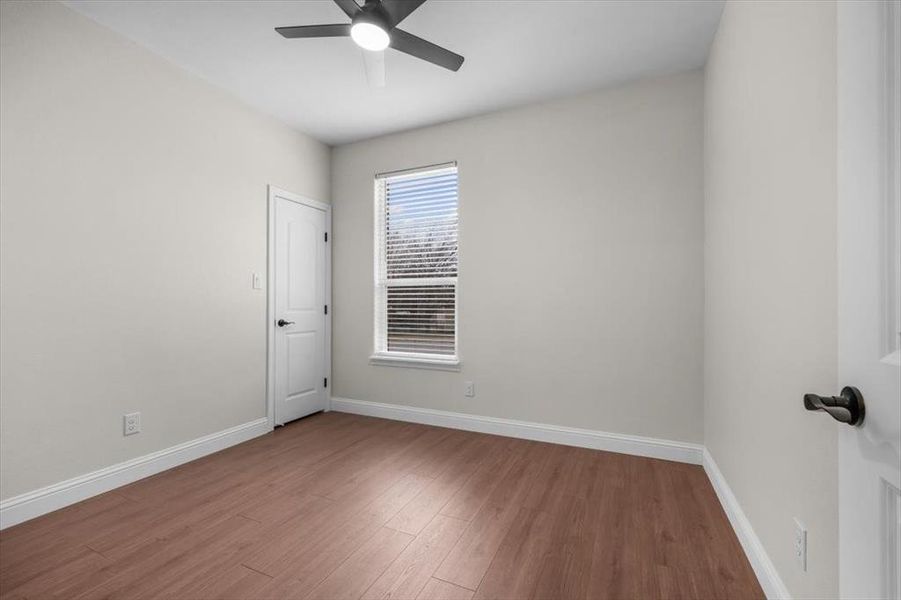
top-left (372, 163), bottom-right (459, 369)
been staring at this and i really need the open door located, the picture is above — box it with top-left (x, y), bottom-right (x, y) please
top-left (835, 2), bottom-right (901, 598)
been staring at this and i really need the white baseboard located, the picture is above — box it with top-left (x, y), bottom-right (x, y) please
top-left (329, 397), bottom-right (703, 465)
top-left (0, 417), bottom-right (270, 530)
top-left (703, 448), bottom-right (791, 599)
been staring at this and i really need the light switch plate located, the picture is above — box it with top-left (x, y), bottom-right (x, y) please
top-left (252, 273), bottom-right (262, 290)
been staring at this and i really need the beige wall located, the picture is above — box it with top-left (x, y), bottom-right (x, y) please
top-left (331, 72), bottom-right (705, 443)
top-left (704, 1), bottom-right (838, 598)
top-left (0, 1), bottom-right (330, 500)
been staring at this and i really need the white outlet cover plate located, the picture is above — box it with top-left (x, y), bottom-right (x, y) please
top-left (124, 412), bottom-right (141, 436)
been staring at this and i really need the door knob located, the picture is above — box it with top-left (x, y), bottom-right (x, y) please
top-left (803, 386), bottom-right (865, 426)
top-left (276, 319), bottom-right (295, 327)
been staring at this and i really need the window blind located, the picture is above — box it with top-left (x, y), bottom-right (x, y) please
top-left (375, 165), bottom-right (458, 359)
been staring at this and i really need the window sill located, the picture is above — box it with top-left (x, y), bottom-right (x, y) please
top-left (369, 354), bottom-right (461, 372)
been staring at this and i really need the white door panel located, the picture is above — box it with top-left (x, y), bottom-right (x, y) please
top-left (271, 190), bottom-right (329, 425)
top-left (288, 220), bottom-right (318, 310)
top-left (287, 331), bottom-right (318, 394)
top-left (836, 3), bottom-right (901, 598)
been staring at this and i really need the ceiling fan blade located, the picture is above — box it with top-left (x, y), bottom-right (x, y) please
top-left (275, 24), bottom-right (351, 38)
top-left (332, 0), bottom-right (360, 19)
top-left (361, 50), bottom-right (386, 88)
top-left (380, 0), bottom-right (427, 26)
top-left (389, 28), bottom-right (464, 71)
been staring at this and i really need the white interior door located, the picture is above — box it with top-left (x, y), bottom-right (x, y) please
top-left (836, 2), bottom-right (901, 598)
top-left (270, 188), bottom-right (330, 426)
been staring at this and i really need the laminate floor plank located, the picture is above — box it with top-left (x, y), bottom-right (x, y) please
top-left (0, 412), bottom-right (763, 600)
top-left (362, 514), bottom-right (469, 600)
top-left (585, 452), bottom-right (634, 599)
top-left (304, 423), bottom-right (439, 500)
top-left (242, 466), bottom-right (431, 583)
top-left (385, 436), bottom-right (494, 535)
top-left (530, 460), bottom-right (599, 600)
top-left (432, 442), bottom-right (552, 590)
top-left (272, 420), bottom-right (430, 498)
top-left (86, 470), bottom-right (270, 560)
top-left (324, 426), bottom-right (453, 503)
top-left (0, 544), bottom-right (111, 600)
top-left (416, 578), bottom-right (475, 600)
top-left (409, 430), bottom-right (481, 479)
top-left (438, 438), bottom-right (525, 522)
top-left (188, 564), bottom-right (274, 600)
top-left (304, 526), bottom-right (413, 600)
top-left (471, 507), bottom-right (555, 600)
top-left (521, 443), bottom-right (582, 513)
top-left (74, 514), bottom-right (262, 600)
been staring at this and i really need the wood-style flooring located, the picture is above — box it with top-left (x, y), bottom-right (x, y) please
top-left (0, 411), bottom-right (763, 599)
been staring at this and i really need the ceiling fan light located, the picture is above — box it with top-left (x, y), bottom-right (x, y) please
top-left (350, 22), bottom-right (390, 51)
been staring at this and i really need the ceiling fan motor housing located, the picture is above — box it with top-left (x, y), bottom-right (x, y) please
top-left (355, 1), bottom-right (393, 31)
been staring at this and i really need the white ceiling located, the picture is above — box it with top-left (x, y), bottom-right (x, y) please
top-left (64, 0), bottom-right (724, 145)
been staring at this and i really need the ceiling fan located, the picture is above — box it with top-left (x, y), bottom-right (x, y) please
top-left (275, 0), bottom-right (464, 82)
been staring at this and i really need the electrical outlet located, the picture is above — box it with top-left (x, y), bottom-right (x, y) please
top-left (464, 381), bottom-right (475, 398)
top-left (794, 517), bottom-right (807, 571)
top-left (124, 412), bottom-right (141, 436)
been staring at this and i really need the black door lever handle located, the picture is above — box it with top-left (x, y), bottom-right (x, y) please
top-left (804, 386), bottom-right (865, 426)
top-left (276, 319), bottom-right (295, 327)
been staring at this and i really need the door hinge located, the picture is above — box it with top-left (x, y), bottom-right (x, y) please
top-left (324, 304), bottom-right (328, 315)
top-left (324, 377), bottom-right (328, 388)
top-left (324, 232), bottom-right (328, 242)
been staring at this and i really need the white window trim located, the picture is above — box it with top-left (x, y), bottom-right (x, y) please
top-left (371, 162), bottom-right (459, 368)
top-left (369, 352), bottom-right (461, 371)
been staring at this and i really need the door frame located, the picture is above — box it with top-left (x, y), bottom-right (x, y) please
top-left (266, 185), bottom-right (332, 430)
